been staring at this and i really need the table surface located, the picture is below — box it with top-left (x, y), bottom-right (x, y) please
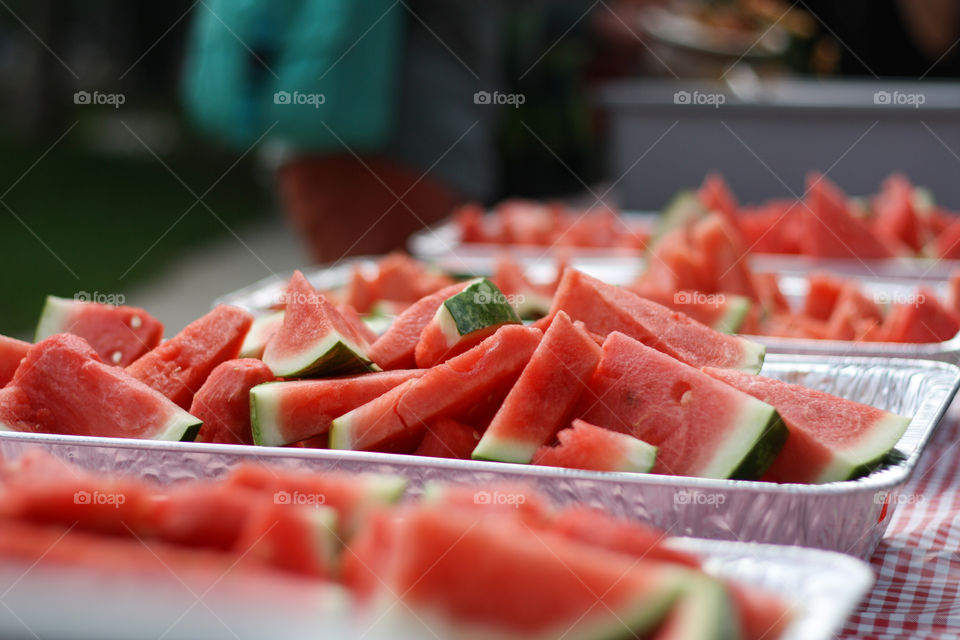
top-left (840, 408), bottom-right (960, 638)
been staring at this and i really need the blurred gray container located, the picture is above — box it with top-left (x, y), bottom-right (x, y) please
top-left (594, 78), bottom-right (960, 210)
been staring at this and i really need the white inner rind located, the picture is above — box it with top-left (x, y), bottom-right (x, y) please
top-left (34, 296), bottom-right (73, 342)
top-left (249, 383), bottom-right (286, 447)
top-left (472, 434), bottom-right (539, 464)
top-left (620, 437), bottom-right (658, 473)
top-left (328, 414), bottom-right (356, 450)
top-left (264, 330), bottom-right (368, 378)
top-left (734, 339), bottom-right (766, 374)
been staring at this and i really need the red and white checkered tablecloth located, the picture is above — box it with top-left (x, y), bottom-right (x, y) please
top-left (839, 412), bottom-right (960, 639)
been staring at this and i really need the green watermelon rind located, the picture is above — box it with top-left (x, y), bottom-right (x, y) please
top-left (652, 191), bottom-right (707, 244)
top-left (712, 296), bottom-right (752, 334)
top-left (34, 296), bottom-right (73, 342)
top-left (815, 413), bottom-right (912, 484)
top-left (619, 436), bottom-right (658, 474)
top-left (263, 330), bottom-right (376, 379)
top-left (239, 311), bottom-right (284, 359)
top-left (472, 435), bottom-right (538, 465)
top-left (139, 410), bottom-right (203, 443)
top-left (658, 574), bottom-right (740, 640)
top-left (724, 403), bottom-right (789, 481)
top-left (732, 339), bottom-right (765, 374)
top-left (249, 381), bottom-right (289, 447)
top-left (328, 412), bottom-right (359, 451)
top-left (306, 505), bottom-right (341, 571)
top-left (441, 279), bottom-right (521, 338)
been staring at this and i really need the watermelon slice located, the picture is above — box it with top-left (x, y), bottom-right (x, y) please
top-left (148, 482), bottom-right (264, 550)
top-left (331, 325), bottom-right (542, 453)
top-left (249, 369), bottom-right (426, 447)
top-left (803, 272), bottom-right (845, 321)
top-left (736, 199), bottom-right (802, 255)
top-left (691, 214), bottom-right (759, 301)
top-left (343, 264), bottom-right (379, 314)
top-left (697, 173), bottom-right (739, 225)
top-left (127, 304), bottom-right (253, 409)
top-left (655, 190), bottom-right (707, 241)
top-left (34, 296), bottom-right (163, 366)
top-left (0, 334), bottom-right (201, 441)
top-left (883, 289), bottom-right (960, 343)
top-left (731, 583), bottom-right (795, 640)
top-left (233, 501), bottom-right (339, 579)
top-left (825, 284), bottom-right (883, 341)
top-left (550, 269), bottom-right (765, 373)
top-left (363, 506), bottom-right (686, 639)
top-left (414, 279), bottom-right (521, 368)
top-left (576, 332), bottom-right (786, 479)
top-left (473, 312), bottom-right (601, 463)
top-left (801, 173), bottom-right (895, 259)
top-left (338, 303), bottom-right (378, 344)
top-left (239, 311), bottom-right (284, 359)
top-left (262, 271), bottom-right (374, 377)
top-left (872, 174), bottom-right (923, 252)
top-left (631, 287), bottom-right (753, 334)
top-left (190, 359), bottom-right (275, 445)
top-left (414, 417), bottom-right (481, 459)
top-left (0, 335), bottom-right (29, 387)
top-left (532, 420), bottom-right (658, 473)
top-left (948, 270), bottom-right (960, 318)
top-left (490, 254), bottom-right (553, 318)
top-left (223, 464), bottom-right (406, 535)
top-left (703, 367), bottom-right (911, 483)
top-left (367, 281), bottom-right (468, 370)
top-left (651, 576), bottom-right (740, 640)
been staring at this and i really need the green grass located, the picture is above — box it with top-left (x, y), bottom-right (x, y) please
top-left (0, 134), bottom-right (268, 338)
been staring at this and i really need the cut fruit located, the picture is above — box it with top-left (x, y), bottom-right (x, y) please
top-left (250, 369), bottom-right (427, 447)
top-left (148, 483), bottom-right (263, 550)
top-left (414, 279), bottom-right (521, 368)
top-left (338, 303), bottom-right (378, 345)
top-left (697, 173), bottom-right (740, 225)
top-left (651, 575), bottom-right (740, 640)
top-left (262, 271), bottom-right (375, 377)
top-left (825, 285), bottom-right (884, 341)
top-left (575, 332), bottom-right (786, 479)
top-left (127, 305), bottom-right (253, 409)
top-left (34, 296), bottom-right (163, 367)
top-left (703, 367), bottom-right (911, 484)
top-left (239, 311), bottom-right (284, 359)
top-left (224, 464), bottom-right (406, 535)
top-left (800, 173), bottom-right (895, 259)
top-left (367, 282), bottom-right (468, 370)
top-left (631, 288), bottom-right (753, 334)
top-left (490, 254), bottom-right (553, 319)
top-left (473, 312), bottom-right (601, 464)
top-left (882, 289), bottom-right (960, 343)
top-left (414, 417), bottom-right (481, 459)
top-left (803, 272), bottom-right (844, 321)
top-left (532, 419), bottom-right (658, 473)
top-left (331, 325), bottom-right (542, 453)
top-left (0, 335), bottom-right (30, 387)
top-left (550, 268), bottom-right (765, 373)
top-left (0, 334), bottom-right (201, 441)
top-left (731, 583), bottom-right (795, 640)
top-left (656, 190), bottom-right (707, 242)
top-left (233, 502), bottom-right (339, 579)
top-left (190, 359), bottom-right (275, 445)
top-left (363, 506), bottom-right (685, 639)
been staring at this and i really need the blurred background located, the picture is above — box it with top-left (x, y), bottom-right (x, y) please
top-left (1, 0), bottom-right (959, 338)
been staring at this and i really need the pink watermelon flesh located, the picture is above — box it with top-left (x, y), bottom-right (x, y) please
top-left (803, 272), bottom-right (845, 321)
top-left (239, 312), bottom-right (284, 359)
top-left (549, 506), bottom-right (701, 568)
top-left (531, 419), bottom-right (657, 473)
top-left (697, 172), bottom-right (740, 225)
top-left (703, 367), bottom-right (911, 483)
top-left (331, 325), bottom-right (542, 453)
top-left (550, 269), bottom-right (765, 373)
top-left (127, 305), bottom-right (253, 410)
top-left (575, 332), bottom-right (786, 479)
top-left (249, 369), bottom-right (427, 447)
top-left (801, 173), bottom-right (895, 259)
top-left (883, 289), bottom-right (960, 343)
top-left (232, 501), bottom-right (336, 579)
top-left (872, 174), bottom-right (922, 252)
top-left (148, 483), bottom-right (264, 550)
top-left (0, 335), bottom-right (30, 387)
top-left (262, 270), bottom-right (373, 377)
top-left (691, 214), bottom-right (759, 301)
top-left (0, 334), bottom-right (201, 440)
top-left (629, 286), bottom-right (753, 334)
top-left (35, 297), bottom-right (164, 367)
top-left (190, 359), bottom-right (275, 445)
top-left (414, 417), bottom-right (481, 459)
top-left (731, 582), bottom-right (795, 640)
top-left (825, 284), bottom-right (883, 341)
top-left (473, 311), bottom-right (601, 463)
top-left (338, 303), bottom-right (378, 345)
top-left (365, 506), bottom-right (684, 638)
top-left (367, 282), bottom-right (468, 370)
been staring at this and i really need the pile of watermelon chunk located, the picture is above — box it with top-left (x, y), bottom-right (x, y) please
top-left (0, 450), bottom-right (796, 639)
top-left (0, 254), bottom-right (911, 485)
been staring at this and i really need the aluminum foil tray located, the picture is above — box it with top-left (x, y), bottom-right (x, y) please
top-left (0, 354), bottom-right (955, 559)
top-left (217, 256), bottom-right (960, 362)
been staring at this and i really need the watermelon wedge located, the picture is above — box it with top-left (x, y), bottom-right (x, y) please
top-left (576, 332), bottom-right (786, 479)
top-left (239, 311), bottom-right (284, 359)
top-left (127, 304), bottom-right (253, 409)
top-left (697, 173), bottom-right (740, 225)
top-left (233, 502), bottom-right (339, 579)
top-left (703, 367), bottom-right (911, 483)
top-left (338, 303), bottom-right (378, 344)
top-left (872, 174), bottom-right (923, 252)
top-left (550, 268), bottom-right (765, 373)
top-left (473, 311), bottom-right (601, 463)
top-left (0, 334), bottom-right (201, 441)
top-left (651, 575), bottom-right (740, 640)
top-left (330, 325), bottom-right (542, 453)
top-left (190, 359), bottom-right (275, 445)
top-left (631, 287), bottom-right (753, 334)
top-left (490, 254), bottom-right (553, 319)
top-left (731, 583), bottom-right (795, 640)
top-left (367, 281), bottom-right (468, 370)
top-left (148, 482), bottom-right (264, 550)
top-left (0, 335), bottom-right (30, 387)
top-left (414, 279), bottom-right (521, 368)
top-left (803, 272), bottom-right (845, 321)
top-left (883, 289), bottom-right (960, 343)
top-left (249, 369), bottom-right (426, 447)
top-left (532, 420), bottom-right (658, 473)
top-left (35, 295), bottom-right (163, 366)
top-left (801, 173), bottom-right (895, 259)
top-left (414, 417), bottom-right (481, 459)
top-left (362, 506), bottom-right (686, 639)
top-left (262, 271), bottom-right (374, 378)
